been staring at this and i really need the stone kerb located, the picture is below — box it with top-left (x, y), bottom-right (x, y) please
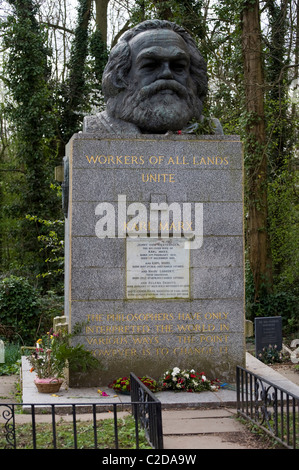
top-left (65, 133), bottom-right (245, 386)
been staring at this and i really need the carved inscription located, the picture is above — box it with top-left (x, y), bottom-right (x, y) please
top-left (85, 311), bottom-right (231, 358)
top-left (85, 154), bottom-right (230, 183)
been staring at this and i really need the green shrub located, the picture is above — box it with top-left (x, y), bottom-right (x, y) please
top-left (0, 275), bottom-right (41, 344)
top-left (0, 342), bottom-right (21, 376)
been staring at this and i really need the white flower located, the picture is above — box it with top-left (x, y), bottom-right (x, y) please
top-left (201, 375), bottom-right (207, 381)
top-left (190, 369), bottom-right (195, 373)
top-left (184, 373), bottom-right (189, 379)
top-left (172, 367), bottom-right (180, 376)
top-left (172, 377), bottom-right (177, 382)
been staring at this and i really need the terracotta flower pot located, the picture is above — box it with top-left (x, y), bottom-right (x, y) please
top-left (34, 378), bottom-right (63, 393)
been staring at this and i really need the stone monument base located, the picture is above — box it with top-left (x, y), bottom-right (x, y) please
top-left (65, 133), bottom-right (245, 387)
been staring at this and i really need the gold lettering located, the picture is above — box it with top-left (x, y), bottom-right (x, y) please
top-left (177, 323), bottom-right (215, 333)
top-left (142, 173), bottom-right (175, 183)
top-left (200, 334), bottom-right (229, 343)
top-left (132, 336), bottom-right (159, 345)
top-left (85, 155), bottom-right (145, 165)
top-left (156, 325), bottom-right (173, 333)
top-left (178, 335), bottom-right (195, 343)
top-left (192, 156), bottom-right (229, 165)
top-left (204, 312), bottom-right (229, 320)
top-left (93, 348), bottom-right (137, 357)
top-left (85, 155), bottom-right (98, 163)
top-left (156, 348), bottom-right (169, 355)
top-left (173, 346), bottom-right (214, 355)
top-left (149, 156), bottom-right (158, 164)
top-left (98, 155), bottom-right (107, 164)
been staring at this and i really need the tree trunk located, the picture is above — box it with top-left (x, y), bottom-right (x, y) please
top-left (241, 0), bottom-right (273, 298)
top-left (152, 0), bottom-right (173, 20)
top-left (94, 0), bottom-right (110, 43)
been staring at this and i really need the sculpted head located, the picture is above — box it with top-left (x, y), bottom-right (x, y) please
top-left (102, 20), bottom-right (208, 133)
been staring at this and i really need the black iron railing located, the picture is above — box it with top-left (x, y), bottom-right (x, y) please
top-left (130, 373), bottom-right (163, 449)
top-left (236, 365), bottom-right (299, 449)
top-left (0, 396), bottom-right (163, 450)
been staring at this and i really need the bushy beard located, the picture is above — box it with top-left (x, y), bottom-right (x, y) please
top-left (107, 79), bottom-right (203, 133)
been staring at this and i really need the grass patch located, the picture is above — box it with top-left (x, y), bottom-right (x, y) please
top-left (268, 409), bottom-right (299, 448)
top-left (238, 409), bottom-right (299, 449)
top-left (0, 414), bottom-right (151, 449)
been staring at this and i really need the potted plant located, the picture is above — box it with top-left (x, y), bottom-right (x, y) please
top-left (28, 331), bottom-right (66, 393)
top-left (28, 324), bottom-right (102, 393)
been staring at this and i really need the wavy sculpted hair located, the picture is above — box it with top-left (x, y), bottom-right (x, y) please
top-left (102, 20), bottom-right (208, 105)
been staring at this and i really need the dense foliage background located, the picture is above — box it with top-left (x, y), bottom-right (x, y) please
top-left (0, 0), bottom-right (298, 344)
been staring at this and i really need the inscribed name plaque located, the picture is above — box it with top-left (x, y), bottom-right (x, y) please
top-left (255, 316), bottom-right (282, 356)
top-left (64, 133), bottom-right (245, 386)
top-left (126, 238), bottom-right (190, 299)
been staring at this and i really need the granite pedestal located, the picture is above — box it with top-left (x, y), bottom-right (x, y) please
top-left (64, 134), bottom-right (245, 386)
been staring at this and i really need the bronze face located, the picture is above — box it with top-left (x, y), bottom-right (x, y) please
top-left (85, 20), bottom-right (210, 134)
top-left (128, 29), bottom-right (193, 94)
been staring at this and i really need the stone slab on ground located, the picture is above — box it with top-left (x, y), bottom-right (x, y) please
top-left (20, 356), bottom-right (236, 408)
top-left (162, 408), bottom-right (245, 434)
top-left (162, 408), bottom-right (263, 449)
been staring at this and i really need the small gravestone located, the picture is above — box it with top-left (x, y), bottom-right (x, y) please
top-left (0, 340), bottom-right (4, 364)
top-left (255, 316), bottom-right (282, 357)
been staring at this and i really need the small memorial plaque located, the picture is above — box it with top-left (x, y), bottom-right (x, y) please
top-left (126, 238), bottom-right (190, 299)
top-left (0, 340), bottom-right (4, 363)
top-left (255, 316), bottom-right (282, 356)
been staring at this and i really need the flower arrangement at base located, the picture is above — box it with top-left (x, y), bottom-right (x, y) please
top-left (28, 331), bottom-right (65, 381)
top-left (258, 344), bottom-right (284, 365)
top-left (27, 324), bottom-right (102, 393)
top-left (160, 367), bottom-right (220, 393)
top-left (108, 376), bottom-right (159, 394)
top-left (27, 330), bottom-right (66, 393)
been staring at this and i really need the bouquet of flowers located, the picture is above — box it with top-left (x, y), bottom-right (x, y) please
top-left (258, 344), bottom-right (283, 364)
top-left (160, 367), bottom-right (220, 393)
top-left (28, 324), bottom-right (102, 384)
top-left (109, 376), bottom-right (159, 393)
top-left (27, 330), bottom-right (65, 379)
